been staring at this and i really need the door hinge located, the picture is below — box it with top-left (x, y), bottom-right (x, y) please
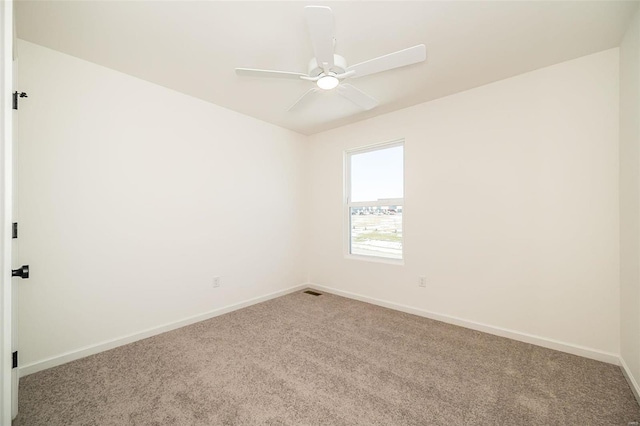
top-left (13, 91), bottom-right (28, 110)
top-left (12, 351), bottom-right (17, 369)
top-left (12, 222), bottom-right (17, 239)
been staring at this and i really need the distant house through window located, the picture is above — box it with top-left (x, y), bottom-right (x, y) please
top-left (345, 140), bottom-right (404, 261)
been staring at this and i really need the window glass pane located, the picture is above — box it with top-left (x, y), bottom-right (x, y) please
top-left (350, 145), bottom-right (403, 202)
top-left (350, 206), bottom-right (403, 259)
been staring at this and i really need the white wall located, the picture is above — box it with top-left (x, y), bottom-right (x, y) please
top-left (308, 49), bottom-right (621, 359)
top-left (620, 6), bottom-right (640, 397)
top-left (15, 40), bottom-right (308, 369)
top-left (15, 37), bottom-right (626, 375)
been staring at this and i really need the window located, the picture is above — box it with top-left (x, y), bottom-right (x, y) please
top-left (345, 141), bottom-right (404, 261)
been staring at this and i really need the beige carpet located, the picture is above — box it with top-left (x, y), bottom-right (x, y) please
top-left (13, 289), bottom-right (640, 425)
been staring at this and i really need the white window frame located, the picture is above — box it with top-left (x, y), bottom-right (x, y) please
top-left (344, 139), bottom-right (404, 264)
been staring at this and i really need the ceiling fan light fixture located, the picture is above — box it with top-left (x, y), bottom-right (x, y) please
top-left (317, 75), bottom-right (339, 90)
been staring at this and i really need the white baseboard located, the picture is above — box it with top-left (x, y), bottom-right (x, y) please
top-left (20, 282), bottom-right (623, 378)
top-left (309, 284), bottom-right (620, 366)
top-left (620, 356), bottom-right (640, 405)
top-left (19, 283), bottom-right (309, 377)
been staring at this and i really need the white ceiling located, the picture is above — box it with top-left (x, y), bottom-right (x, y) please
top-left (15, 1), bottom-right (638, 135)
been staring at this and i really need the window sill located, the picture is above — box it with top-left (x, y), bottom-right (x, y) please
top-left (344, 254), bottom-right (404, 266)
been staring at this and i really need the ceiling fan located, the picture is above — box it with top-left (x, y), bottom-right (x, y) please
top-left (235, 6), bottom-right (426, 112)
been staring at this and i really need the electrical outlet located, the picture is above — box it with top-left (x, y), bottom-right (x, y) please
top-left (419, 276), bottom-right (426, 288)
top-left (213, 276), bottom-right (221, 288)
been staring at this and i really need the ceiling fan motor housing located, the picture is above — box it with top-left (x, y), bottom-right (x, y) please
top-left (308, 54), bottom-right (347, 77)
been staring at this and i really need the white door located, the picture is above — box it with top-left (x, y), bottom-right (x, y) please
top-left (1, 0), bottom-right (15, 423)
top-left (10, 52), bottom-right (19, 420)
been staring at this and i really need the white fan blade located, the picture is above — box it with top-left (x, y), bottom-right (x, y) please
top-left (336, 84), bottom-right (378, 111)
top-left (304, 6), bottom-right (335, 71)
top-left (235, 68), bottom-right (307, 80)
top-left (288, 88), bottom-right (319, 111)
top-left (347, 44), bottom-right (426, 79)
